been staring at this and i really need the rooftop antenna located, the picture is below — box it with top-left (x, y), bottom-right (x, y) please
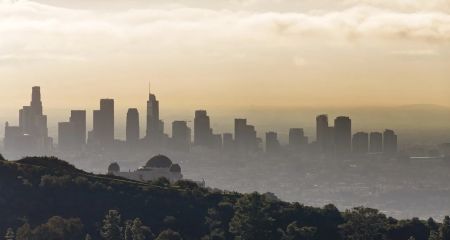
top-left (148, 81), bottom-right (151, 94)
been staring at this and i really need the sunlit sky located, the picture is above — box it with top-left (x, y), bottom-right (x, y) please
top-left (0, 0), bottom-right (449, 139)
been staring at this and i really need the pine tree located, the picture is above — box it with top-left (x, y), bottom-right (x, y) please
top-left (101, 210), bottom-right (123, 240)
top-left (124, 220), bottom-right (133, 240)
top-left (441, 216), bottom-right (450, 240)
top-left (5, 228), bottom-right (15, 240)
top-left (15, 223), bottom-right (31, 240)
top-left (131, 218), bottom-right (146, 240)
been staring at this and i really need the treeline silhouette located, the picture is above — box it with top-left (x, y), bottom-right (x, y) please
top-left (0, 156), bottom-right (449, 240)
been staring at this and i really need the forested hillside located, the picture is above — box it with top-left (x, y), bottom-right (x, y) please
top-left (0, 156), bottom-right (449, 240)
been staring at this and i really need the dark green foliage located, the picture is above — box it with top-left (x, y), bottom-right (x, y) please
top-left (0, 157), bottom-right (444, 240)
top-left (229, 192), bottom-right (277, 240)
top-left (156, 229), bottom-right (183, 240)
top-left (441, 216), bottom-right (450, 240)
top-left (4, 227), bottom-right (15, 240)
top-left (339, 207), bottom-right (388, 240)
top-left (101, 210), bottom-right (123, 240)
top-left (0, 153), bottom-right (5, 161)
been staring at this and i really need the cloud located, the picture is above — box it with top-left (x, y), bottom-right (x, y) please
top-left (0, 0), bottom-right (449, 63)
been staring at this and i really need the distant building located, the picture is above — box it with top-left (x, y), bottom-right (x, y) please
top-left (369, 132), bottom-right (383, 153)
top-left (222, 133), bottom-right (234, 152)
top-left (171, 121), bottom-right (191, 152)
top-left (289, 128), bottom-right (308, 150)
top-left (4, 87), bottom-right (52, 156)
top-left (194, 110), bottom-right (212, 147)
top-left (234, 119), bottom-right (259, 153)
top-left (108, 155), bottom-right (182, 182)
top-left (334, 116), bottom-right (352, 158)
top-left (146, 90), bottom-right (163, 143)
top-left (352, 132), bottom-right (369, 154)
top-left (383, 129), bottom-right (398, 156)
top-left (265, 132), bottom-right (280, 154)
top-left (70, 110), bottom-right (86, 150)
top-left (89, 99), bottom-right (114, 148)
top-left (126, 108), bottom-right (140, 144)
top-left (316, 115), bottom-right (329, 151)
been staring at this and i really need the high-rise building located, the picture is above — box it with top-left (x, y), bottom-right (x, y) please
top-left (58, 110), bottom-right (86, 152)
top-left (89, 99), bottom-right (114, 148)
top-left (383, 129), bottom-right (398, 156)
top-left (316, 115), bottom-right (329, 151)
top-left (234, 118), bottom-right (259, 152)
top-left (146, 90), bottom-right (163, 143)
top-left (369, 132), bottom-right (383, 153)
top-left (70, 110), bottom-right (86, 150)
top-left (222, 133), bottom-right (234, 152)
top-left (171, 121), bottom-right (191, 152)
top-left (4, 87), bottom-right (52, 157)
top-left (334, 116), bottom-right (352, 157)
top-left (265, 131), bottom-right (280, 154)
top-left (289, 128), bottom-right (308, 148)
top-left (126, 108), bottom-right (140, 144)
top-left (352, 132), bottom-right (369, 154)
top-left (194, 110), bottom-right (212, 147)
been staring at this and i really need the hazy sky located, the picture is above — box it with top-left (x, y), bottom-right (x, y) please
top-left (0, 0), bottom-right (449, 139)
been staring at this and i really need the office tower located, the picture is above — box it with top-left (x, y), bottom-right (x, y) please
top-left (234, 118), bottom-right (259, 152)
top-left (316, 115), bottom-right (329, 151)
top-left (146, 90), bottom-right (163, 142)
top-left (369, 132), bottom-right (383, 153)
top-left (194, 110), bottom-right (212, 147)
top-left (289, 128), bottom-right (308, 148)
top-left (126, 108), bottom-right (140, 144)
top-left (352, 132), bottom-right (369, 154)
top-left (58, 122), bottom-right (74, 152)
top-left (4, 87), bottom-right (52, 156)
top-left (222, 133), bottom-right (234, 152)
top-left (265, 131), bottom-right (280, 154)
top-left (70, 110), bottom-right (86, 150)
top-left (334, 116), bottom-right (352, 157)
top-left (211, 134), bottom-right (223, 150)
top-left (58, 110), bottom-right (86, 152)
top-left (89, 99), bottom-right (114, 147)
top-left (383, 129), bottom-right (398, 156)
top-left (172, 121), bottom-right (191, 152)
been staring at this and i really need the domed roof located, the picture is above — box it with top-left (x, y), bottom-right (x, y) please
top-left (108, 162), bottom-right (120, 173)
top-left (145, 155), bottom-right (172, 168)
top-left (169, 164), bottom-right (181, 173)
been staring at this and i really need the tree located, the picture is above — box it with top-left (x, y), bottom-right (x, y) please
top-left (15, 223), bottom-right (31, 240)
top-left (229, 192), bottom-right (276, 240)
top-left (281, 222), bottom-right (317, 240)
top-left (124, 220), bottom-right (133, 240)
top-left (85, 234), bottom-right (93, 240)
top-left (428, 231), bottom-right (440, 240)
top-left (339, 207), bottom-right (388, 240)
top-left (101, 210), bottom-right (123, 240)
top-left (5, 228), bottom-right (15, 240)
top-left (0, 153), bottom-right (5, 161)
top-left (441, 216), bottom-right (450, 240)
top-left (155, 229), bottom-right (183, 240)
top-left (131, 218), bottom-right (147, 240)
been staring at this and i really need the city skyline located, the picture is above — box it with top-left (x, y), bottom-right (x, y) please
top-left (0, 0), bottom-right (449, 115)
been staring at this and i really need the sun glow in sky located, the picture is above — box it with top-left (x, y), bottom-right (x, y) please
top-left (0, 0), bottom-right (449, 134)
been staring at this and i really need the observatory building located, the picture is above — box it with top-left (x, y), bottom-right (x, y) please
top-left (108, 155), bottom-right (182, 182)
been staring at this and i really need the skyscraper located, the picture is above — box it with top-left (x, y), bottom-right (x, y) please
top-left (89, 99), bottom-right (114, 148)
top-left (146, 90), bottom-right (163, 142)
top-left (194, 110), bottom-right (212, 147)
top-left (383, 129), bottom-right (398, 156)
top-left (289, 128), bottom-right (308, 148)
top-left (352, 132), bottom-right (369, 155)
top-left (126, 108), bottom-right (140, 144)
top-left (171, 121), bottom-right (191, 152)
top-left (316, 115), bottom-right (329, 152)
top-left (4, 87), bottom-right (52, 156)
top-left (58, 110), bottom-right (86, 152)
top-left (265, 131), bottom-right (280, 154)
top-left (222, 133), bottom-right (234, 152)
top-left (334, 116), bottom-right (352, 157)
top-left (70, 110), bottom-right (86, 150)
top-left (369, 132), bottom-right (383, 153)
top-left (234, 118), bottom-right (259, 153)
